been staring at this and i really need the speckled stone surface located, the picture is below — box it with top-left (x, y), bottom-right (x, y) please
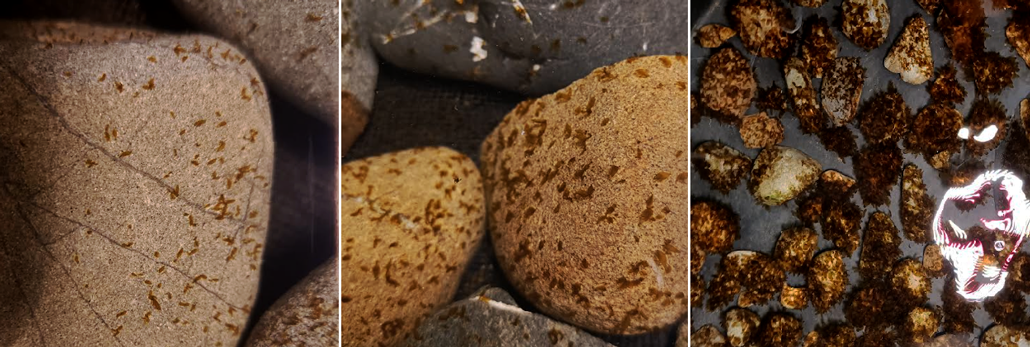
top-left (481, 55), bottom-right (688, 335)
top-left (170, 0), bottom-right (353, 127)
top-left (398, 287), bottom-right (613, 347)
top-left (246, 259), bottom-right (338, 347)
top-left (368, 0), bottom-right (687, 95)
top-left (339, 147), bottom-right (486, 346)
top-left (0, 21), bottom-right (273, 346)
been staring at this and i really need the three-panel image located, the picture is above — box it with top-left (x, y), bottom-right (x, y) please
top-left (0, 0), bottom-right (1025, 346)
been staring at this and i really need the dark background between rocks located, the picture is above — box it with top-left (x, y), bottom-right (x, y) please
top-left (0, 1), bottom-right (679, 346)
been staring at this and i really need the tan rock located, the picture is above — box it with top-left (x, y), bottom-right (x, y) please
top-left (923, 244), bottom-right (945, 277)
top-left (481, 55), bottom-right (688, 334)
top-left (246, 259), bottom-right (338, 346)
top-left (739, 112), bottom-right (784, 148)
top-left (0, 21), bottom-right (273, 346)
top-left (725, 308), bottom-right (760, 347)
top-left (785, 57), bottom-right (824, 133)
top-left (885, 16), bottom-right (933, 85)
top-left (339, 147), bottom-right (485, 346)
top-left (692, 324), bottom-right (729, 347)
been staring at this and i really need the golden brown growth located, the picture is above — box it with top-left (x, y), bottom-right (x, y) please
top-left (906, 103), bottom-right (963, 161)
top-left (784, 58), bottom-right (824, 134)
top-left (799, 17), bottom-right (838, 79)
top-left (755, 313), bottom-right (802, 347)
top-left (739, 112), bottom-right (784, 149)
top-left (855, 142), bottom-right (902, 206)
top-left (901, 165), bottom-right (934, 243)
top-left (731, 0), bottom-right (795, 58)
top-left (858, 83), bottom-right (909, 145)
top-left (841, 0), bottom-right (890, 50)
top-left (859, 212), bottom-right (902, 280)
top-left (481, 55), bottom-right (687, 334)
top-left (1007, 11), bottom-right (1030, 67)
top-left (695, 24), bottom-right (736, 48)
top-left (890, 259), bottom-right (931, 304)
top-left (340, 147), bottom-right (485, 346)
top-left (937, 0), bottom-right (986, 66)
top-left (809, 250), bottom-right (848, 313)
top-left (928, 64), bottom-right (966, 105)
top-left (702, 48), bottom-right (756, 121)
top-left (773, 227), bottom-right (817, 273)
top-left (972, 52), bottom-right (1018, 95)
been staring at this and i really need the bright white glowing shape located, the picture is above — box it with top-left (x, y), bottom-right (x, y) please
top-left (932, 170), bottom-right (1029, 301)
top-left (974, 125), bottom-right (999, 142)
top-left (958, 127), bottom-right (970, 139)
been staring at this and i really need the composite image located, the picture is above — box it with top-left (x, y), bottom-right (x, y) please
top-left (5, 0), bottom-right (1030, 346)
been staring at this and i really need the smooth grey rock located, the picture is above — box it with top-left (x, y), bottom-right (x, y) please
top-left (171, 0), bottom-right (365, 126)
top-left (399, 287), bottom-right (613, 347)
top-left (368, 0), bottom-right (687, 95)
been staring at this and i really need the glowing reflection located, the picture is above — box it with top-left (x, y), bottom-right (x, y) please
top-left (932, 170), bottom-right (1028, 301)
top-left (973, 125), bottom-right (998, 142)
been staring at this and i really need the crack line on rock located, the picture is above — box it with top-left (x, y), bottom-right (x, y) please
top-left (0, 61), bottom-right (249, 227)
top-left (13, 204), bottom-right (127, 347)
top-left (23, 200), bottom-right (244, 310)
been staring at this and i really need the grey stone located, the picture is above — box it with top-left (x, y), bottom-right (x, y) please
top-left (398, 287), bottom-right (613, 347)
top-left (170, 0), bottom-right (367, 127)
top-left (368, 0), bottom-right (687, 95)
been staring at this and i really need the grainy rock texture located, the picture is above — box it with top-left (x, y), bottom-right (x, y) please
top-left (841, 0), bottom-right (890, 50)
top-left (749, 146), bottom-right (821, 206)
top-left (481, 55), bottom-right (688, 334)
top-left (696, 24), bottom-right (736, 48)
top-left (739, 112), bottom-right (784, 149)
top-left (339, 147), bottom-right (486, 346)
top-left (246, 259), bottom-right (338, 346)
top-left (368, 0), bottom-right (687, 95)
top-left (0, 21), bottom-right (273, 346)
top-left (702, 47), bottom-right (756, 121)
top-left (884, 16), bottom-right (933, 85)
top-left (398, 287), bottom-right (613, 347)
top-left (170, 0), bottom-right (354, 127)
top-left (692, 141), bottom-right (751, 194)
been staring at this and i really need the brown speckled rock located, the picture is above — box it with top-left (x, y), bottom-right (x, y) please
top-left (170, 0), bottom-right (358, 128)
top-left (739, 112), bottom-right (784, 149)
top-left (246, 259), bottom-right (338, 347)
top-left (0, 22), bottom-right (273, 346)
top-left (339, 147), bottom-right (486, 346)
top-left (481, 55), bottom-right (688, 335)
